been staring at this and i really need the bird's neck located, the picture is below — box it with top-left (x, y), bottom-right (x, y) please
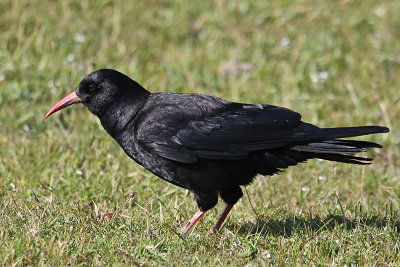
top-left (98, 92), bottom-right (150, 137)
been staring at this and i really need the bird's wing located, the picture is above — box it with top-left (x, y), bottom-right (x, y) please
top-left (137, 100), bottom-right (326, 163)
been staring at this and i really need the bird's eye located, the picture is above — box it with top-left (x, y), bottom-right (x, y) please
top-left (88, 84), bottom-right (96, 92)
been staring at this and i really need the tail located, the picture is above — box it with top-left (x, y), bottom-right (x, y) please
top-left (290, 126), bottom-right (389, 165)
top-left (254, 125), bottom-right (388, 176)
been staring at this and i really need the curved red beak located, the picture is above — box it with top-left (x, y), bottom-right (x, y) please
top-left (44, 91), bottom-right (83, 119)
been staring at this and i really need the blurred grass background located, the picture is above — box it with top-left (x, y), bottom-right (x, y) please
top-left (0, 0), bottom-right (399, 265)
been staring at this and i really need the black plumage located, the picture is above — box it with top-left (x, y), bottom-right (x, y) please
top-left (45, 69), bottom-right (389, 235)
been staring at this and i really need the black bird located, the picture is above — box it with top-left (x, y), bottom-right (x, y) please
top-left (45, 69), bottom-right (389, 235)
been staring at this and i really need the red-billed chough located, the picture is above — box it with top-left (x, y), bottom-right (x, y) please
top-left (45, 69), bottom-right (389, 235)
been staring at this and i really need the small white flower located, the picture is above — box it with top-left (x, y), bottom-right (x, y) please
top-left (310, 74), bottom-right (319, 83)
top-left (310, 71), bottom-right (329, 83)
top-left (374, 6), bottom-right (387, 18)
top-left (67, 54), bottom-right (75, 62)
top-left (262, 251), bottom-right (274, 259)
top-left (319, 71), bottom-right (329, 80)
top-left (76, 169), bottom-right (83, 175)
top-left (301, 186), bottom-right (309, 192)
top-left (280, 37), bottom-right (290, 47)
top-left (0, 73), bottom-right (5, 81)
top-left (318, 175), bottom-right (326, 181)
top-left (74, 33), bottom-right (86, 43)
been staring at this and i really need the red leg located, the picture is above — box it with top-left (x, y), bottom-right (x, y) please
top-left (182, 209), bottom-right (206, 236)
top-left (210, 204), bottom-right (234, 234)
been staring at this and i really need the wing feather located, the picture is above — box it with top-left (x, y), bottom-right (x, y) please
top-left (138, 100), bottom-right (305, 163)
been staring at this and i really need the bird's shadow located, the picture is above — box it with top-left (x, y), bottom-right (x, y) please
top-left (231, 214), bottom-right (400, 237)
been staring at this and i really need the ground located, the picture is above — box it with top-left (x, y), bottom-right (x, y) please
top-left (0, 0), bottom-right (399, 265)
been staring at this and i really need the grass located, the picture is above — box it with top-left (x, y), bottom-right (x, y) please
top-left (1, 0), bottom-right (399, 265)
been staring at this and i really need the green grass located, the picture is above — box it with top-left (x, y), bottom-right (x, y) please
top-left (1, 0), bottom-right (399, 265)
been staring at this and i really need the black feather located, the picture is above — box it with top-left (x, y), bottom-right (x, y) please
top-left (322, 126), bottom-right (389, 139)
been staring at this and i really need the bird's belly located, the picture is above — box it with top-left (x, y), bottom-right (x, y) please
top-left (115, 135), bottom-right (258, 192)
top-left (115, 137), bottom-right (189, 188)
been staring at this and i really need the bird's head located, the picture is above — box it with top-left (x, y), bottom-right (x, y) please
top-left (45, 69), bottom-right (150, 135)
top-left (45, 69), bottom-right (149, 119)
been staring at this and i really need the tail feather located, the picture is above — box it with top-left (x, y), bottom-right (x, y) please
top-left (323, 139), bottom-right (383, 148)
top-left (323, 126), bottom-right (389, 140)
top-left (291, 126), bottom-right (388, 164)
top-left (290, 126), bottom-right (389, 165)
top-left (289, 125), bottom-right (388, 165)
top-left (291, 142), bottom-right (366, 154)
top-left (254, 125), bottom-right (388, 174)
top-left (304, 152), bottom-right (373, 165)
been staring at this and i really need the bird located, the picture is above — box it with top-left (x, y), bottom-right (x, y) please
top-left (45, 69), bottom-right (389, 235)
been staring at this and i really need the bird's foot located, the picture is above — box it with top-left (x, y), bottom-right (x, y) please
top-left (209, 204), bottom-right (234, 235)
top-left (182, 209), bottom-right (206, 236)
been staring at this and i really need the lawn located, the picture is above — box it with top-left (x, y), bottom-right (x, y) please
top-left (1, 0), bottom-right (399, 265)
